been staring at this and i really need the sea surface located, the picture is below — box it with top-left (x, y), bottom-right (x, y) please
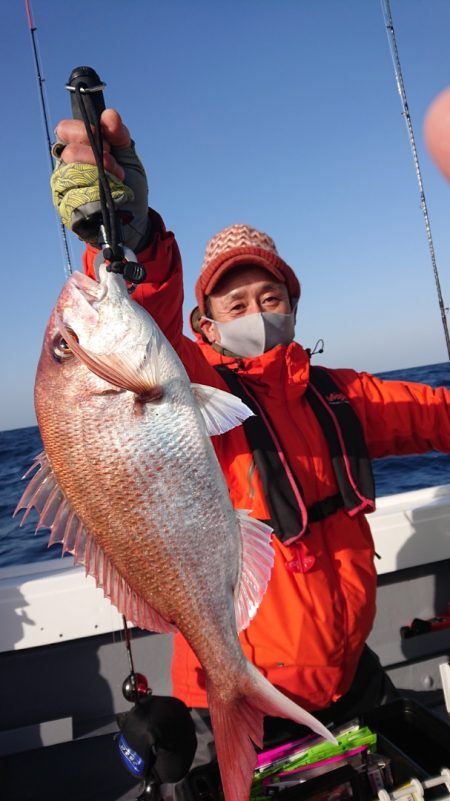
top-left (1, 362), bottom-right (450, 568)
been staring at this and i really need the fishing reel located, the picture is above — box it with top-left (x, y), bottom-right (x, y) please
top-left (117, 669), bottom-right (197, 799)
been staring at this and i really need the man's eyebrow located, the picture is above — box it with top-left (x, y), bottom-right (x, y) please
top-left (222, 288), bottom-right (247, 300)
top-left (259, 281), bottom-right (284, 291)
top-left (222, 282), bottom-right (283, 300)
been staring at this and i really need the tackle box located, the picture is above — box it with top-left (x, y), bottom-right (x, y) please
top-left (254, 698), bottom-right (450, 801)
top-left (187, 698), bottom-right (450, 801)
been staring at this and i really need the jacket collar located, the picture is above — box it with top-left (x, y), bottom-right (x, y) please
top-left (193, 331), bottom-right (311, 399)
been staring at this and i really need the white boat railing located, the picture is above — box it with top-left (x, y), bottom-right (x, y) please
top-left (1, 484), bottom-right (450, 653)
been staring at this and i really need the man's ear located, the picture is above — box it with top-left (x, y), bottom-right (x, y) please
top-left (199, 317), bottom-right (219, 344)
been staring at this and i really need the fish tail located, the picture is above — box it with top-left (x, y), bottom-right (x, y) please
top-left (206, 679), bottom-right (263, 801)
top-left (206, 664), bottom-right (336, 801)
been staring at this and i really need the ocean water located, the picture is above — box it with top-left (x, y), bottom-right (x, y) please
top-left (1, 361), bottom-right (450, 568)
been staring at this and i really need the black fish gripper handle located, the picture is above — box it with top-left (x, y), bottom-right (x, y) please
top-left (66, 66), bottom-right (106, 129)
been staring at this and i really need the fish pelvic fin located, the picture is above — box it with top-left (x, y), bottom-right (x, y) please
top-left (234, 511), bottom-right (274, 632)
top-left (206, 665), bottom-right (337, 801)
top-left (55, 313), bottom-right (161, 396)
top-left (191, 384), bottom-right (253, 436)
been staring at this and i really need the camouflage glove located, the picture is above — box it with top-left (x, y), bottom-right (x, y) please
top-left (51, 142), bottom-right (150, 251)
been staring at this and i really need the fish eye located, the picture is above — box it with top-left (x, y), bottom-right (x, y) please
top-left (52, 329), bottom-right (79, 361)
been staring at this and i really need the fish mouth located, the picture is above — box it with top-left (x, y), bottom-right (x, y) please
top-left (54, 272), bottom-right (106, 333)
top-left (70, 271), bottom-right (108, 309)
top-left (53, 267), bottom-right (127, 348)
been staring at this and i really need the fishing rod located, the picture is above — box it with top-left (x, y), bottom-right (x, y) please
top-left (25, 0), bottom-right (73, 277)
top-left (25, 18), bottom-right (151, 749)
top-left (380, 0), bottom-right (450, 361)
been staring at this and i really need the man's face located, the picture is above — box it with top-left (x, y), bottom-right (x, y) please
top-left (200, 265), bottom-right (291, 345)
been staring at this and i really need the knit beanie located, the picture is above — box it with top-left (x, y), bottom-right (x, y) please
top-left (194, 224), bottom-right (301, 315)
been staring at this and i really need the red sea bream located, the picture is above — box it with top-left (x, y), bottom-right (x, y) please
top-left (16, 266), bottom-right (335, 801)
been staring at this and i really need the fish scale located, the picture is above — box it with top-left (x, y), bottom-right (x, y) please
top-left (41, 344), bottom-right (241, 660)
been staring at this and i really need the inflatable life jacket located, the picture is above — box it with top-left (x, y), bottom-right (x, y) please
top-left (215, 364), bottom-right (375, 545)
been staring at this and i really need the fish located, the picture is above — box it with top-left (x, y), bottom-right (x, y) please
top-left (16, 264), bottom-right (336, 801)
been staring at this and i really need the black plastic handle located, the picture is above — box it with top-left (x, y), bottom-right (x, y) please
top-left (66, 66), bottom-right (106, 129)
top-left (64, 67), bottom-right (107, 243)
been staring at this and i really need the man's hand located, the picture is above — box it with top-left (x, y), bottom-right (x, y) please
top-left (424, 88), bottom-right (450, 182)
top-left (51, 109), bottom-right (150, 251)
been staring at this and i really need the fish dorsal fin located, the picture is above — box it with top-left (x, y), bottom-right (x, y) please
top-left (15, 453), bottom-right (178, 634)
top-left (234, 510), bottom-right (274, 632)
top-left (191, 384), bottom-right (254, 436)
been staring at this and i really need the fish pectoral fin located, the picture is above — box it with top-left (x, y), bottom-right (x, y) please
top-left (191, 384), bottom-right (254, 436)
top-left (234, 511), bottom-right (274, 631)
top-left (55, 314), bottom-right (161, 395)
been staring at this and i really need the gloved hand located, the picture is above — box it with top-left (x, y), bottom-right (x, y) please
top-left (51, 109), bottom-right (150, 251)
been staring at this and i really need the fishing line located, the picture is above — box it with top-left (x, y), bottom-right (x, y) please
top-left (122, 615), bottom-right (138, 680)
top-left (73, 83), bottom-right (120, 255)
top-left (25, 0), bottom-right (73, 276)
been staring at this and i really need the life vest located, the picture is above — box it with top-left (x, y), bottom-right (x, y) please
top-left (215, 364), bottom-right (375, 545)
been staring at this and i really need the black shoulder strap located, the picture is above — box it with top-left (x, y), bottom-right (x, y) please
top-left (306, 367), bottom-right (375, 510)
top-left (214, 365), bottom-right (308, 540)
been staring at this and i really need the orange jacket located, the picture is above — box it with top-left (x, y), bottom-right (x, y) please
top-left (84, 212), bottom-right (450, 712)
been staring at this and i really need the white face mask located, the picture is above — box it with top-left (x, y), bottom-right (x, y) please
top-left (203, 310), bottom-right (296, 357)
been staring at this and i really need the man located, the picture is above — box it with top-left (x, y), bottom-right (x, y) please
top-left (52, 101), bottom-right (450, 767)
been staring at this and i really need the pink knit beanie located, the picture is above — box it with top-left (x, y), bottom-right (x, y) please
top-left (194, 224), bottom-right (301, 315)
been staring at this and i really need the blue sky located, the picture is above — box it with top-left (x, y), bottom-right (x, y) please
top-left (2, 0), bottom-right (450, 431)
